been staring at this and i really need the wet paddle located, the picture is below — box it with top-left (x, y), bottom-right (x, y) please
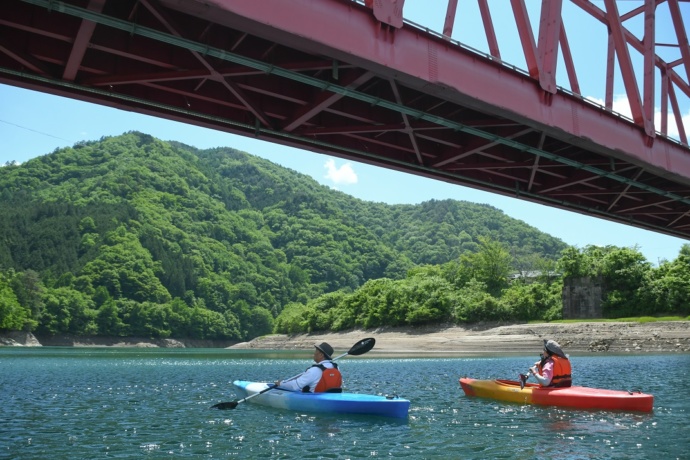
top-left (211, 337), bottom-right (376, 410)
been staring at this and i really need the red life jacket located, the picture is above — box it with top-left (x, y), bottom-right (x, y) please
top-left (537, 355), bottom-right (572, 388)
top-left (312, 363), bottom-right (343, 393)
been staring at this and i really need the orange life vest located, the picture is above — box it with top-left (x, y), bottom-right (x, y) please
top-left (313, 363), bottom-right (343, 393)
top-left (537, 355), bottom-right (572, 388)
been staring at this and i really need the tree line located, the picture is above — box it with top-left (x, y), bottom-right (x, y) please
top-left (273, 241), bottom-right (690, 334)
top-left (3, 239), bottom-right (690, 339)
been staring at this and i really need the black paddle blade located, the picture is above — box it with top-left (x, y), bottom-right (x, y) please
top-left (211, 401), bottom-right (239, 410)
top-left (348, 337), bottom-right (375, 356)
top-left (519, 373), bottom-right (528, 390)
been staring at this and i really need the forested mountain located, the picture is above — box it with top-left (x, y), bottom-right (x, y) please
top-left (0, 132), bottom-right (568, 340)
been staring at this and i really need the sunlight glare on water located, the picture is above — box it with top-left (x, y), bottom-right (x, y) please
top-left (0, 348), bottom-right (688, 459)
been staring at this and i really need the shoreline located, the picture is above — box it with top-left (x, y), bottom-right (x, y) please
top-left (4, 321), bottom-right (688, 354)
top-left (0, 332), bottom-right (236, 349)
top-left (231, 321), bottom-right (690, 355)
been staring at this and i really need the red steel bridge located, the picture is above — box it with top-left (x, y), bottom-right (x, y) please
top-left (3, 0), bottom-right (690, 240)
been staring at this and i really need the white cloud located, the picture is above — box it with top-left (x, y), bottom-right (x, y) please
top-left (653, 107), bottom-right (690, 140)
top-left (324, 158), bottom-right (358, 185)
top-left (586, 94), bottom-right (690, 141)
top-left (585, 94), bottom-right (632, 120)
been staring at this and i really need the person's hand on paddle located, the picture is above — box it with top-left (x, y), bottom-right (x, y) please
top-left (274, 380), bottom-right (281, 387)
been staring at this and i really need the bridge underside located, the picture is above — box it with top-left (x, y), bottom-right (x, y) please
top-left (3, 0), bottom-right (690, 240)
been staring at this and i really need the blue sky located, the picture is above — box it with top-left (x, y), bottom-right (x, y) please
top-left (1, 1), bottom-right (689, 265)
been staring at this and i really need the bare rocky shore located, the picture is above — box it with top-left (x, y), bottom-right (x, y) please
top-left (2, 321), bottom-right (689, 354)
top-left (230, 321), bottom-right (690, 355)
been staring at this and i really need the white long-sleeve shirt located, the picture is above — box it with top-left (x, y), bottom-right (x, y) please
top-left (276, 360), bottom-right (336, 393)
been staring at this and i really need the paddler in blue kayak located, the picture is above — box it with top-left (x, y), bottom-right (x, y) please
top-left (274, 342), bottom-right (343, 393)
top-left (528, 339), bottom-right (572, 388)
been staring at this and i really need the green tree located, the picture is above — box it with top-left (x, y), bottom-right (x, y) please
top-left (80, 226), bottom-right (172, 304)
top-left (121, 301), bottom-right (172, 338)
top-left (502, 280), bottom-right (562, 321)
top-left (454, 279), bottom-right (508, 323)
top-left (273, 302), bottom-right (314, 334)
top-left (96, 300), bottom-right (127, 336)
top-left (402, 274), bottom-right (455, 325)
top-left (557, 246), bottom-right (594, 278)
top-left (40, 287), bottom-right (96, 335)
top-left (0, 271), bottom-right (36, 331)
top-left (599, 246), bottom-right (651, 317)
top-left (188, 307), bottom-right (231, 340)
top-left (454, 236), bottom-right (512, 296)
top-left (642, 248), bottom-right (690, 315)
top-left (10, 269), bottom-right (45, 324)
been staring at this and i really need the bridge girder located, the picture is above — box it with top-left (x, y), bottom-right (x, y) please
top-left (3, 0), bottom-right (690, 239)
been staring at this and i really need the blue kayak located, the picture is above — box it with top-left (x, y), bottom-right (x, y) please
top-left (232, 380), bottom-right (410, 418)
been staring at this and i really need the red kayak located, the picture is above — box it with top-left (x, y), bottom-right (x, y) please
top-left (459, 377), bottom-right (654, 412)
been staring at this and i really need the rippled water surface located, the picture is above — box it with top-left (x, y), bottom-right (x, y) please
top-left (1, 348), bottom-right (688, 459)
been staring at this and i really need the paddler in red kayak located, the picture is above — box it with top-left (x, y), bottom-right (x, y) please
top-left (274, 342), bottom-right (343, 393)
top-left (528, 339), bottom-right (572, 388)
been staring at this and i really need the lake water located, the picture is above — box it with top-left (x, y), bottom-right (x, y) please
top-left (1, 348), bottom-right (688, 459)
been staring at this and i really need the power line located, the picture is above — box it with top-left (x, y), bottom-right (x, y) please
top-left (0, 118), bottom-right (73, 143)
